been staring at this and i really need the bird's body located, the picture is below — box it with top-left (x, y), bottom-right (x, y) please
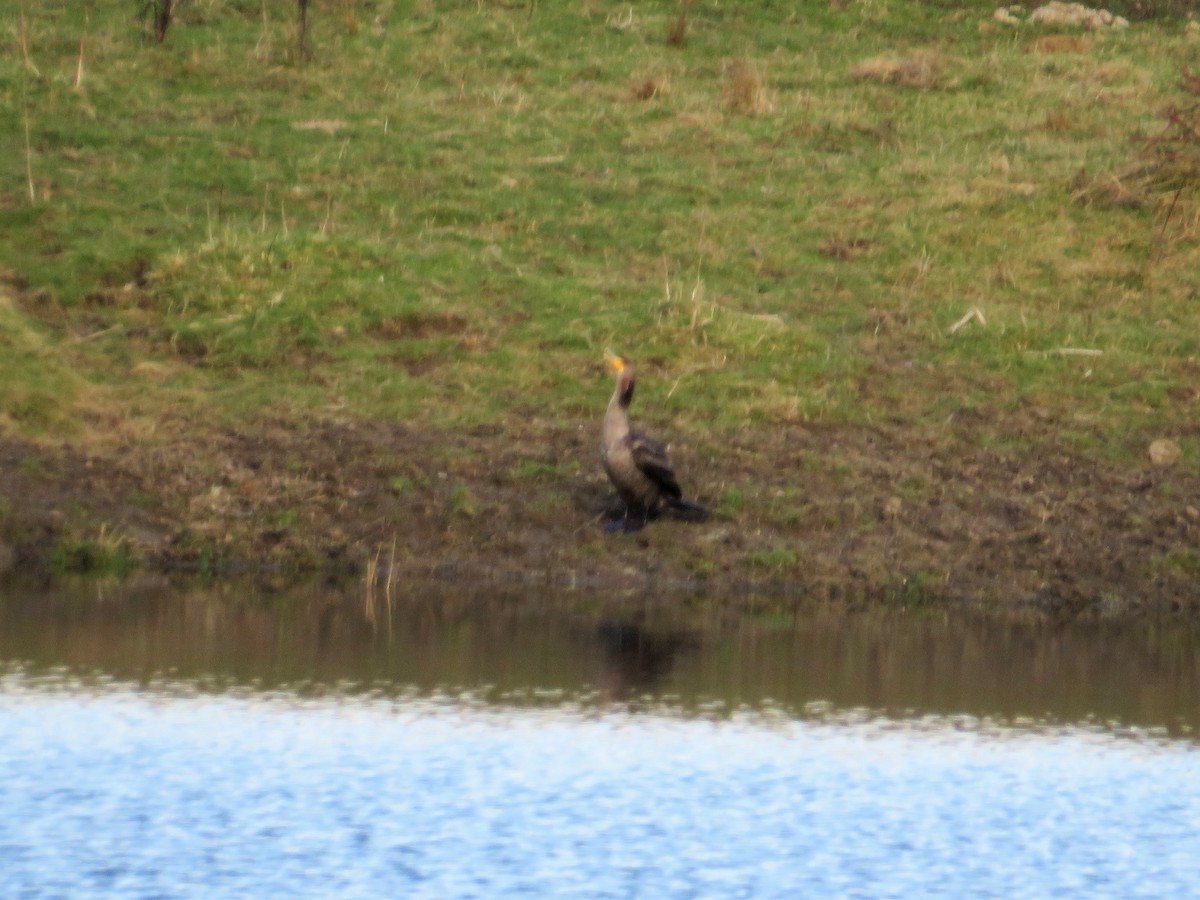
top-left (601, 353), bottom-right (707, 530)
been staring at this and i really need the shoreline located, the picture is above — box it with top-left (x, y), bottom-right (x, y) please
top-left (3, 418), bottom-right (1197, 622)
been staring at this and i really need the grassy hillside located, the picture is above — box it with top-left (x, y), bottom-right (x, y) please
top-left (2, 1), bottom-right (1199, 606)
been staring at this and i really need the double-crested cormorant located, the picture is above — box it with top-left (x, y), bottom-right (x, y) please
top-left (601, 352), bottom-right (708, 530)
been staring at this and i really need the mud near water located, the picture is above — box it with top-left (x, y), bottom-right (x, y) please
top-left (2, 411), bottom-right (1198, 620)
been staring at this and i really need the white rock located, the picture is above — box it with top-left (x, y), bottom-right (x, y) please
top-left (1148, 438), bottom-right (1182, 467)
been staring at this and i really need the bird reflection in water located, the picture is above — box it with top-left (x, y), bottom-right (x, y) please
top-left (593, 615), bottom-right (696, 707)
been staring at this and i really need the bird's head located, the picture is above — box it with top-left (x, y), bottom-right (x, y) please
top-left (604, 351), bottom-right (636, 406)
top-left (604, 351), bottom-right (629, 374)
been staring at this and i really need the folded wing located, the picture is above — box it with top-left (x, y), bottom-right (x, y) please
top-left (628, 429), bottom-right (682, 501)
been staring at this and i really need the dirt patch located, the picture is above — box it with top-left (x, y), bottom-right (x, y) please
top-left (1, 410), bottom-right (1197, 620)
top-left (366, 312), bottom-right (471, 341)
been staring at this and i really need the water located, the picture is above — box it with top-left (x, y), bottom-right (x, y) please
top-left (2, 579), bottom-right (1199, 898)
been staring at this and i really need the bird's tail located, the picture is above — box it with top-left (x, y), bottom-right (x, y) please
top-left (665, 498), bottom-right (709, 523)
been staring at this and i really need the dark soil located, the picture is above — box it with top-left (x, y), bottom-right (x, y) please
top-left (2, 412), bottom-right (1198, 620)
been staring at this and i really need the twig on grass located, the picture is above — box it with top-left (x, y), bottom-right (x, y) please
top-left (73, 325), bottom-right (124, 345)
top-left (1152, 186), bottom-right (1185, 266)
top-left (948, 307), bottom-right (986, 334)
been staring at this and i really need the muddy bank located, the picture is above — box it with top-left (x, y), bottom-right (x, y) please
top-left (1, 416), bottom-right (1198, 619)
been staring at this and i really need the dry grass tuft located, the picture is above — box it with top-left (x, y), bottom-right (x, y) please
top-left (818, 236), bottom-right (874, 261)
top-left (851, 51), bottom-right (942, 89)
top-left (1078, 66), bottom-right (1200, 264)
top-left (631, 71), bottom-right (670, 101)
top-left (1070, 167), bottom-right (1146, 209)
top-left (292, 119), bottom-right (347, 135)
top-left (1025, 35), bottom-right (1091, 54)
top-left (667, 0), bottom-right (691, 47)
top-left (1141, 69), bottom-right (1200, 194)
top-left (1043, 109), bottom-right (1072, 132)
top-left (723, 57), bottom-right (773, 115)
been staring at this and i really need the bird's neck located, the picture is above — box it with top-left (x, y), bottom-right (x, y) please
top-left (604, 382), bottom-right (632, 445)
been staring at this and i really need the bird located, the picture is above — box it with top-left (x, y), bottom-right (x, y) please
top-left (601, 351), bottom-right (708, 531)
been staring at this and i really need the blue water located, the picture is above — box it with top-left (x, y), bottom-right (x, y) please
top-left (3, 673), bottom-right (1198, 899)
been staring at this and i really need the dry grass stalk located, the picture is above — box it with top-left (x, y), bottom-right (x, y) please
top-left (384, 538), bottom-right (396, 607)
top-left (687, 275), bottom-right (707, 331)
top-left (607, 5), bottom-right (634, 32)
top-left (363, 546), bottom-right (379, 623)
top-left (255, 0), bottom-right (273, 62)
top-left (72, 35), bottom-right (85, 90)
top-left (659, 258), bottom-right (713, 335)
top-left (19, 10), bottom-right (40, 76)
top-left (23, 108), bottom-right (36, 206)
top-left (362, 541), bottom-right (397, 626)
top-left (319, 194), bottom-right (336, 236)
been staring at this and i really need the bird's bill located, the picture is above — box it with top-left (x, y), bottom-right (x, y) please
top-left (604, 351), bottom-right (626, 372)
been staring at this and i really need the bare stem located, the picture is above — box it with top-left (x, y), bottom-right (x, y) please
top-left (73, 11), bottom-right (88, 90)
top-left (20, 9), bottom-right (41, 76)
top-left (72, 35), bottom-right (85, 90)
top-left (23, 107), bottom-right (36, 206)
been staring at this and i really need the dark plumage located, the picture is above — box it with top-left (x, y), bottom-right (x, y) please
top-left (601, 352), bottom-right (708, 530)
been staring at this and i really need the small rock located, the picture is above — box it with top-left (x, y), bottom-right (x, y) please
top-left (1028, 2), bottom-right (1127, 31)
top-left (1148, 438), bottom-right (1182, 467)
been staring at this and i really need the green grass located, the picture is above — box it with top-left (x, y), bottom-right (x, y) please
top-left (748, 547), bottom-right (799, 570)
top-left (48, 525), bottom-right (136, 576)
top-left (1, 1), bottom-right (1198, 459)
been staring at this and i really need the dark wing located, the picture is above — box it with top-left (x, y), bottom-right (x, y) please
top-left (628, 429), bottom-right (682, 500)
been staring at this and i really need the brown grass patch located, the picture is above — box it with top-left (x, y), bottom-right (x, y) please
top-left (1025, 35), bottom-right (1092, 54)
top-left (723, 57), bottom-right (773, 116)
top-left (366, 312), bottom-right (469, 341)
top-left (631, 72), bottom-right (670, 101)
top-left (1043, 109), bottom-right (1072, 132)
top-left (851, 51), bottom-right (942, 89)
top-left (667, 0), bottom-right (691, 47)
top-left (1070, 167), bottom-right (1146, 209)
top-left (292, 119), bottom-right (348, 135)
top-left (819, 236), bottom-right (874, 261)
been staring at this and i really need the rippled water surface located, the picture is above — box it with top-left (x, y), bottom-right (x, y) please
top-left (2, 579), bottom-right (1199, 897)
